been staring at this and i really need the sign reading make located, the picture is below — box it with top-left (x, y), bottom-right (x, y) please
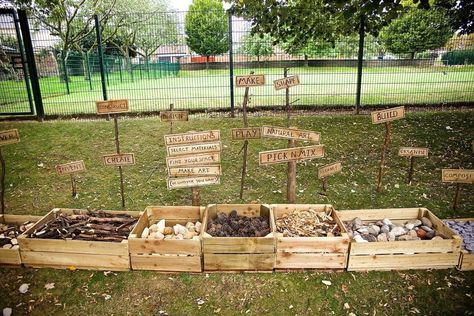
top-left (96, 99), bottom-right (129, 115)
top-left (371, 106), bottom-right (405, 124)
top-left (235, 74), bottom-right (265, 87)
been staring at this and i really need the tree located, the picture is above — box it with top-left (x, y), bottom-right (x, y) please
top-left (379, 8), bottom-right (453, 58)
top-left (0, 35), bottom-right (20, 80)
top-left (185, 0), bottom-right (229, 69)
top-left (240, 33), bottom-right (273, 64)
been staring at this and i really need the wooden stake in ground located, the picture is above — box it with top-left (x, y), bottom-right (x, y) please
top-left (398, 147), bottom-right (429, 184)
top-left (442, 168), bottom-right (473, 211)
top-left (0, 129), bottom-right (20, 215)
top-left (284, 69), bottom-right (297, 203)
top-left (55, 160), bottom-right (86, 197)
top-left (318, 162), bottom-right (342, 194)
top-left (370, 106), bottom-right (405, 192)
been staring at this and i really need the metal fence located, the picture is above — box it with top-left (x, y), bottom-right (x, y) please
top-left (0, 9), bottom-right (473, 117)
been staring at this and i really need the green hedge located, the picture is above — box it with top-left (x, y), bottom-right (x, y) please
top-left (442, 50), bottom-right (474, 65)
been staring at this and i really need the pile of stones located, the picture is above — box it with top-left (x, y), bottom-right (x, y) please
top-left (141, 219), bottom-right (201, 240)
top-left (444, 219), bottom-right (474, 253)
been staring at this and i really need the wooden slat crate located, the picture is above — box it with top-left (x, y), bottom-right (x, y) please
top-left (272, 204), bottom-right (349, 270)
top-left (202, 204), bottom-right (275, 271)
top-left (128, 206), bottom-right (205, 272)
top-left (0, 215), bottom-right (42, 266)
top-left (17, 208), bottom-right (140, 271)
top-left (337, 208), bottom-right (462, 271)
top-left (443, 218), bottom-right (474, 271)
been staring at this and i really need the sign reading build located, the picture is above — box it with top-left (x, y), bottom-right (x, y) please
top-left (259, 145), bottom-right (325, 165)
top-left (235, 74), bottom-right (265, 87)
top-left (55, 160), bottom-right (86, 175)
top-left (442, 169), bottom-right (474, 184)
top-left (96, 99), bottom-right (129, 114)
top-left (371, 106), bottom-right (405, 124)
top-left (0, 129), bottom-right (20, 146)
top-left (103, 153), bottom-right (135, 166)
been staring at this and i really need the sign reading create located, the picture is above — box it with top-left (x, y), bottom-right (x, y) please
top-left (262, 126), bottom-right (320, 143)
top-left (167, 142), bottom-right (221, 157)
top-left (259, 145), bottom-right (325, 165)
top-left (371, 106), bottom-right (405, 124)
top-left (55, 160), bottom-right (86, 175)
top-left (168, 165), bottom-right (221, 177)
top-left (164, 130), bottom-right (220, 146)
top-left (231, 127), bottom-right (261, 140)
top-left (96, 99), bottom-right (129, 114)
top-left (442, 169), bottom-right (474, 184)
top-left (160, 111), bottom-right (189, 122)
top-left (318, 162), bottom-right (342, 179)
top-left (166, 152), bottom-right (221, 168)
top-left (103, 153), bottom-right (135, 166)
top-left (168, 176), bottom-right (220, 189)
top-left (398, 147), bottom-right (429, 157)
top-left (0, 129), bottom-right (20, 146)
top-left (235, 74), bottom-right (265, 87)
top-left (273, 75), bottom-right (300, 90)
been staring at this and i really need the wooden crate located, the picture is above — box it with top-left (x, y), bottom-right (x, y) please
top-left (0, 215), bottom-right (42, 266)
top-left (128, 206), bottom-right (205, 272)
top-left (202, 204), bottom-right (275, 271)
top-left (443, 218), bottom-right (474, 271)
top-left (272, 204), bottom-right (349, 270)
top-left (18, 208), bottom-right (140, 271)
top-left (337, 208), bottom-right (462, 271)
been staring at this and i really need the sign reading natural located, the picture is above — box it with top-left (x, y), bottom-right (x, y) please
top-left (262, 126), bottom-right (320, 143)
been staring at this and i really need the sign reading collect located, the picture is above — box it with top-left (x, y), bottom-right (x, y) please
top-left (0, 129), bottom-right (20, 146)
top-left (442, 169), bottom-right (474, 184)
top-left (371, 106), bottom-right (405, 124)
top-left (167, 176), bottom-right (220, 189)
top-left (235, 74), bottom-right (265, 87)
top-left (262, 126), bottom-right (320, 143)
top-left (103, 153), bottom-right (135, 166)
top-left (160, 111), bottom-right (188, 122)
top-left (273, 75), bottom-right (300, 90)
top-left (318, 162), bottom-right (342, 179)
top-left (166, 142), bottom-right (221, 156)
top-left (231, 127), bottom-right (261, 140)
top-left (55, 160), bottom-right (86, 175)
top-left (398, 147), bottom-right (429, 157)
top-left (259, 145), bottom-right (325, 165)
top-left (164, 130), bottom-right (220, 146)
top-left (168, 165), bottom-right (221, 177)
top-left (96, 99), bottom-right (129, 114)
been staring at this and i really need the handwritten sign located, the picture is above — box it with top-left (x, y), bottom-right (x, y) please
top-left (259, 145), bottom-right (325, 166)
top-left (262, 126), bottom-right (320, 143)
top-left (235, 74), bottom-right (265, 87)
top-left (167, 142), bottom-right (221, 157)
top-left (103, 153), bottom-right (135, 166)
top-left (96, 99), bottom-right (129, 114)
top-left (442, 169), bottom-right (474, 184)
top-left (398, 147), bottom-right (429, 157)
top-left (166, 152), bottom-right (220, 168)
top-left (164, 130), bottom-right (220, 146)
top-left (371, 106), bottom-right (405, 124)
top-left (160, 111), bottom-right (189, 122)
top-left (273, 75), bottom-right (300, 90)
top-left (168, 176), bottom-right (220, 189)
top-left (0, 129), bottom-right (20, 146)
top-left (318, 162), bottom-right (342, 179)
top-left (168, 165), bottom-right (221, 177)
top-left (231, 127), bottom-right (261, 140)
top-left (55, 160), bottom-right (86, 175)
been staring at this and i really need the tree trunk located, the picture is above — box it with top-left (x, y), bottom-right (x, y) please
top-left (304, 54), bottom-right (309, 67)
top-left (411, 52), bottom-right (415, 59)
top-left (206, 56), bottom-right (210, 70)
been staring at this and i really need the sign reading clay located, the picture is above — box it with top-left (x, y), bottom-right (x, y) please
top-left (103, 153), bottom-right (135, 166)
top-left (231, 127), bottom-right (262, 140)
top-left (96, 99), bottom-right (129, 114)
top-left (168, 176), bottom-right (220, 189)
top-left (167, 142), bottom-right (221, 157)
top-left (166, 152), bottom-right (221, 168)
top-left (371, 106), bottom-right (405, 124)
top-left (442, 169), bottom-right (474, 184)
top-left (164, 130), bottom-right (220, 146)
top-left (398, 147), bottom-right (429, 157)
top-left (259, 145), bottom-right (325, 165)
top-left (168, 165), bottom-right (221, 177)
top-left (235, 74), bottom-right (265, 87)
top-left (0, 129), bottom-right (20, 146)
top-left (160, 111), bottom-right (189, 122)
top-left (262, 126), bottom-right (320, 143)
top-left (273, 75), bottom-right (300, 90)
top-left (318, 162), bottom-right (342, 179)
top-left (55, 160), bottom-right (86, 175)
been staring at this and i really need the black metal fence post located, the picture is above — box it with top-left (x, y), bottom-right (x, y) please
top-left (355, 15), bottom-right (365, 115)
top-left (228, 10), bottom-right (235, 118)
top-left (94, 14), bottom-right (107, 101)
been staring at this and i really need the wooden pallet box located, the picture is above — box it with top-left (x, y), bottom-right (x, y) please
top-left (0, 215), bottom-right (42, 266)
top-left (128, 206), bottom-right (205, 272)
top-left (443, 218), bottom-right (474, 271)
top-left (17, 208), bottom-right (140, 271)
top-left (337, 208), bottom-right (462, 271)
top-left (272, 204), bottom-right (350, 270)
top-left (202, 204), bottom-right (275, 271)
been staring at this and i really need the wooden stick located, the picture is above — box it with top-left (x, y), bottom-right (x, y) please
top-left (191, 187), bottom-right (200, 206)
top-left (70, 174), bottom-right (77, 197)
top-left (113, 114), bottom-right (126, 208)
top-left (169, 103), bottom-right (174, 134)
top-left (453, 183), bottom-right (461, 211)
top-left (407, 156), bottom-right (415, 184)
top-left (376, 122), bottom-right (391, 192)
top-left (322, 177), bottom-right (328, 192)
top-left (0, 148), bottom-right (5, 215)
top-left (239, 71), bottom-right (253, 200)
top-left (285, 68), bottom-right (296, 203)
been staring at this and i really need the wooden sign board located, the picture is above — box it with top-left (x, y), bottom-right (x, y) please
top-left (273, 75), bottom-right (300, 90)
top-left (164, 130), bottom-right (220, 146)
top-left (168, 176), bottom-right (220, 189)
top-left (0, 129), bottom-right (20, 146)
top-left (55, 160), bottom-right (86, 175)
top-left (103, 153), bottom-right (135, 166)
top-left (371, 106), bottom-right (405, 124)
top-left (318, 162), bottom-right (342, 179)
top-left (96, 99), bottom-right (129, 115)
top-left (262, 126), bottom-right (320, 143)
top-left (442, 169), bottom-right (474, 184)
top-left (235, 74), bottom-right (265, 87)
top-left (231, 127), bottom-right (261, 140)
top-left (168, 165), bottom-right (221, 177)
top-left (398, 147), bottom-right (429, 157)
top-left (167, 142), bottom-right (221, 157)
top-left (259, 145), bottom-right (325, 166)
top-left (160, 111), bottom-right (189, 122)
top-left (166, 152), bottom-right (221, 168)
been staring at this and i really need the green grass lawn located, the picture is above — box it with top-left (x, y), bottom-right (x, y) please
top-left (1, 66), bottom-right (474, 115)
top-left (0, 111), bottom-right (473, 315)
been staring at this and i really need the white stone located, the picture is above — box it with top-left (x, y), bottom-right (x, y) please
top-left (391, 226), bottom-right (406, 237)
top-left (405, 223), bottom-right (415, 230)
top-left (175, 234), bottom-right (184, 240)
top-left (149, 224), bottom-right (158, 233)
top-left (173, 224), bottom-right (186, 235)
top-left (382, 218), bottom-right (392, 226)
top-left (154, 232), bottom-right (165, 240)
top-left (354, 235), bottom-right (368, 243)
top-left (2, 244), bottom-right (12, 249)
top-left (141, 227), bottom-right (150, 239)
top-left (19, 283), bottom-right (29, 294)
top-left (3, 307), bottom-right (12, 316)
top-left (156, 219), bottom-right (166, 234)
top-left (195, 221), bottom-right (202, 233)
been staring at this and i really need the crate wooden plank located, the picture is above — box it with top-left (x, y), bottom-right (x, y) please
top-left (0, 249), bottom-right (21, 265)
top-left (276, 237), bottom-right (349, 253)
top-left (131, 254), bottom-right (201, 272)
top-left (202, 237), bottom-right (274, 254)
top-left (347, 253), bottom-right (460, 271)
top-left (337, 208), bottom-right (420, 221)
top-left (19, 238), bottom-right (129, 256)
top-left (350, 239), bottom-right (460, 255)
top-left (460, 251), bottom-right (474, 271)
top-left (129, 239), bottom-right (200, 255)
top-left (275, 253), bottom-right (347, 269)
top-left (204, 253), bottom-right (274, 271)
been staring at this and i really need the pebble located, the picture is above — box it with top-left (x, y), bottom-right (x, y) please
top-left (363, 234), bottom-right (377, 242)
top-left (408, 219), bottom-right (422, 227)
top-left (382, 218), bottom-right (392, 226)
top-left (2, 308), bottom-right (12, 316)
top-left (387, 232), bottom-right (396, 242)
top-left (421, 217), bottom-right (433, 228)
top-left (156, 219), bottom-right (166, 234)
top-left (444, 220), bottom-right (474, 253)
top-left (421, 226), bottom-right (433, 232)
top-left (142, 220), bottom-right (201, 240)
top-left (377, 233), bottom-right (388, 242)
top-left (405, 223), bottom-right (415, 230)
top-left (141, 227), bottom-right (150, 239)
top-left (353, 217), bottom-right (363, 230)
top-left (381, 225), bottom-right (390, 234)
top-left (416, 229), bottom-right (426, 238)
top-left (154, 232), bottom-right (164, 240)
top-left (173, 224), bottom-right (187, 235)
top-left (354, 235), bottom-right (368, 243)
top-left (391, 226), bottom-right (406, 237)
top-left (425, 231), bottom-right (435, 239)
top-left (163, 227), bottom-right (173, 235)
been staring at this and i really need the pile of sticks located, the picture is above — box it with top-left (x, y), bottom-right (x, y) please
top-left (30, 210), bottom-right (137, 242)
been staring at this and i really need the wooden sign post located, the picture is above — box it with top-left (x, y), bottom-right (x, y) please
top-left (398, 147), bottom-right (428, 184)
top-left (160, 104), bottom-right (189, 134)
top-left (442, 168), bottom-right (473, 210)
top-left (318, 162), bottom-right (342, 193)
top-left (96, 99), bottom-right (131, 208)
top-left (0, 129), bottom-right (20, 215)
top-left (55, 160), bottom-right (86, 197)
top-left (371, 106), bottom-right (405, 192)
top-left (233, 72), bottom-right (265, 199)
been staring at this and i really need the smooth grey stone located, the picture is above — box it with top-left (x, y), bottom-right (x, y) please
top-left (421, 225), bottom-right (433, 232)
top-left (381, 225), bottom-right (390, 234)
top-left (421, 217), bottom-right (433, 228)
top-left (391, 226), bottom-right (406, 237)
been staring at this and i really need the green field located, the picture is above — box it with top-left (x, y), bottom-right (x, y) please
top-left (1, 66), bottom-right (474, 116)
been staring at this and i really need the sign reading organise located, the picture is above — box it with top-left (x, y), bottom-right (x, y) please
top-left (160, 111), bottom-right (189, 122)
top-left (166, 152), bottom-right (221, 168)
top-left (235, 74), bottom-right (265, 87)
top-left (259, 145), bottom-right (325, 165)
top-left (167, 142), bottom-right (221, 157)
top-left (168, 165), bottom-right (221, 177)
top-left (103, 153), bottom-right (135, 166)
top-left (96, 99), bottom-right (129, 114)
top-left (371, 106), bottom-right (405, 124)
top-left (442, 169), bottom-right (474, 184)
top-left (318, 162), bottom-right (342, 179)
top-left (167, 176), bottom-right (220, 189)
top-left (0, 129), bottom-right (20, 146)
top-left (398, 147), bottom-right (429, 157)
top-left (273, 75), bottom-right (300, 90)
top-left (55, 160), bottom-right (86, 175)
top-left (164, 130), bottom-right (220, 146)
top-left (231, 127), bottom-right (261, 140)
top-left (262, 126), bottom-right (320, 143)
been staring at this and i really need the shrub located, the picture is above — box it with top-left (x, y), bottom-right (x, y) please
top-left (442, 50), bottom-right (474, 65)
